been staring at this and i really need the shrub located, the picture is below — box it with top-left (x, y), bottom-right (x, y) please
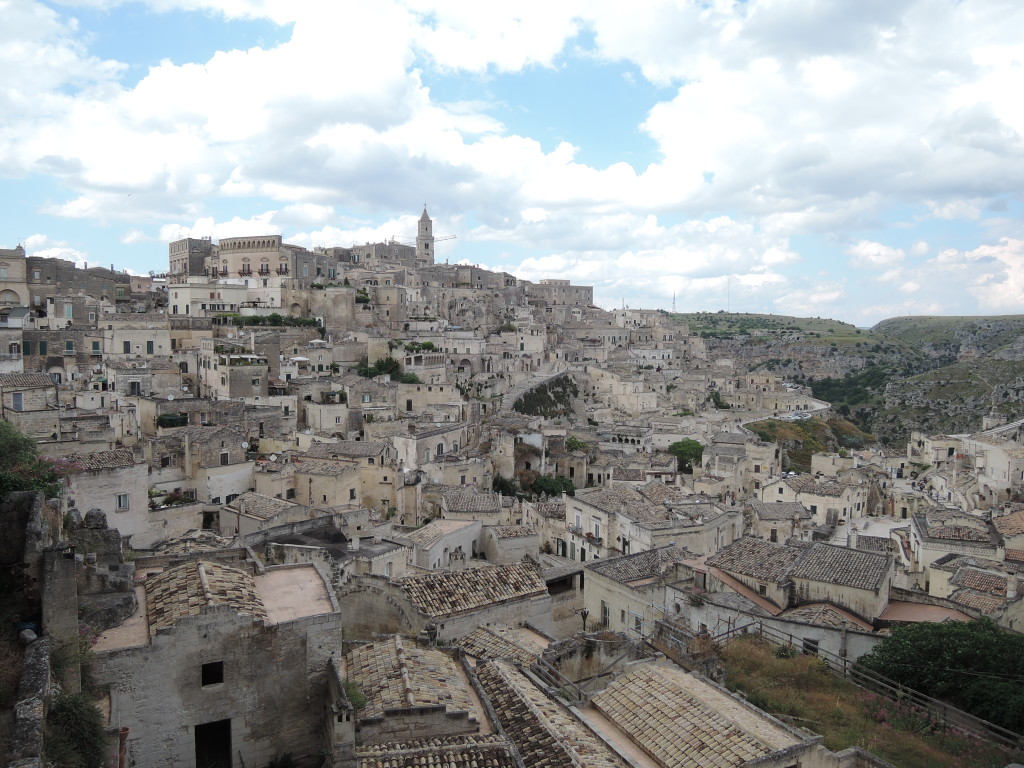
top-left (45, 692), bottom-right (108, 768)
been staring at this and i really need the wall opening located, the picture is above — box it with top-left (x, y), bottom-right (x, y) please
top-left (195, 718), bottom-right (231, 768)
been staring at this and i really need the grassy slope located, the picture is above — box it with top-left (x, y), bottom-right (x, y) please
top-left (872, 315), bottom-right (1024, 347)
top-left (745, 416), bottom-right (875, 471)
top-left (722, 636), bottom-right (1022, 768)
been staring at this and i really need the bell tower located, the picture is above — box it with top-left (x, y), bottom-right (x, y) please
top-left (416, 205), bottom-right (434, 266)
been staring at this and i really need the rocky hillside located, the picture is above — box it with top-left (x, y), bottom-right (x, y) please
top-left (871, 359), bottom-right (1024, 445)
top-left (672, 312), bottom-right (1024, 447)
top-left (871, 315), bottom-right (1024, 365)
top-left (668, 312), bottom-right (926, 381)
top-left (746, 416), bottom-right (877, 472)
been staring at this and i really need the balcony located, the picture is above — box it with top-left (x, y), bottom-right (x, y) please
top-left (238, 269), bottom-right (253, 277)
top-left (275, 267), bottom-right (289, 275)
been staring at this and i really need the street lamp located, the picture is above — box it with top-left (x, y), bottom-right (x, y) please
top-left (580, 608), bottom-right (589, 633)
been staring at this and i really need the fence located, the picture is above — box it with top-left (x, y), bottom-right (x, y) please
top-left (715, 621), bottom-right (1023, 751)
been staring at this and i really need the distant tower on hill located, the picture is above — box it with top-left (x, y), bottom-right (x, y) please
top-left (416, 205), bottom-right (434, 266)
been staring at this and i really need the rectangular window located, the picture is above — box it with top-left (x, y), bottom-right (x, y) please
top-left (251, 378), bottom-right (260, 387)
top-left (64, 304), bottom-right (73, 319)
top-left (361, 394), bottom-right (371, 403)
top-left (38, 340), bottom-right (46, 355)
top-left (220, 452), bottom-right (229, 466)
top-left (201, 661), bottom-right (224, 686)
top-left (146, 341), bottom-right (154, 354)
top-left (116, 493), bottom-right (129, 511)
top-left (22, 341), bottom-right (31, 355)
top-left (11, 392), bottom-right (22, 411)
top-left (161, 456), bottom-right (171, 468)
top-left (64, 340), bottom-right (74, 353)
top-left (349, 488), bottom-right (356, 500)
top-left (123, 341), bottom-right (130, 354)
top-left (91, 341), bottom-right (100, 353)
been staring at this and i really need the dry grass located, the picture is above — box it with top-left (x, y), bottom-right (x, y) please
top-left (721, 636), bottom-right (1023, 768)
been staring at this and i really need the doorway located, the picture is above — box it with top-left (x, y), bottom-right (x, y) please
top-left (195, 718), bottom-right (231, 768)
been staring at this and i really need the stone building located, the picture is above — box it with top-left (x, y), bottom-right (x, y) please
top-left (92, 556), bottom-right (343, 768)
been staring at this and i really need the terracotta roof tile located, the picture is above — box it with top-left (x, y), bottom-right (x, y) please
top-left (706, 537), bottom-right (803, 582)
top-left (395, 563), bottom-right (547, 618)
top-left (592, 664), bottom-right (801, 765)
top-left (59, 448), bottom-right (136, 471)
top-left (145, 560), bottom-right (267, 636)
top-left (356, 735), bottom-right (517, 768)
top-left (789, 543), bottom-right (892, 591)
top-left (346, 636), bottom-right (474, 720)
top-left (477, 660), bottom-right (626, 768)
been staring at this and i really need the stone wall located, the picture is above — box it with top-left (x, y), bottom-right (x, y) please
top-left (94, 606), bottom-right (343, 768)
top-left (7, 637), bottom-right (51, 767)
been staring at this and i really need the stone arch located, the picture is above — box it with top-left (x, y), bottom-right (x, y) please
top-left (289, 303), bottom-right (303, 317)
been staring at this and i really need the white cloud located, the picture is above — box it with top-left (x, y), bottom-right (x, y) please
top-left (910, 240), bottom-right (929, 257)
top-left (5, 0), bottom-right (1024, 324)
top-left (846, 240), bottom-right (906, 268)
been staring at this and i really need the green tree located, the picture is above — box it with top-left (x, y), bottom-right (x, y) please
top-left (668, 439), bottom-right (704, 474)
top-left (0, 420), bottom-right (76, 498)
top-left (565, 436), bottom-right (589, 453)
top-left (492, 475), bottom-right (517, 496)
top-left (858, 617), bottom-right (1024, 732)
top-left (532, 475), bottom-right (575, 497)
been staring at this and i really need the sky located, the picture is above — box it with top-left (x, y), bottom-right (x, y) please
top-left (2, 1), bottom-right (1024, 326)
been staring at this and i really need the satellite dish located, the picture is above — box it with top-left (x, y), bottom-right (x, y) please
top-left (241, 441), bottom-right (249, 450)
top-left (227, 332), bottom-right (234, 338)
top-left (167, 394), bottom-right (174, 401)
top-left (182, 385), bottom-right (189, 392)
top-left (269, 454), bottom-right (278, 462)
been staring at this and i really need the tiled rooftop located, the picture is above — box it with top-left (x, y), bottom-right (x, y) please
top-left (575, 486), bottom-right (668, 524)
top-left (59, 448), bottom-right (136, 471)
top-left (493, 525), bottom-right (536, 538)
top-left (781, 475), bottom-right (851, 497)
top-left (592, 663), bottom-right (802, 767)
top-left (779, 603), bottom-right (874, 631)
top-left (356, 735), bottom-right (517, 768)
top-left (587, 545), bottom-right (692, 585)
top-left (477, 660), bottom-right (627, 768)
top-left (443, 488), bottom-right (502, 514)
top-left (788, 543), bottom-right (892, 591)
top-left (228, 491), bottom-right (299, 521)
top-left (396, 562), bottom-right (547, 618)
top-left (926, 524), bottom-right (991, 542)
top-left (346, 636), bottom-right (475, 720)
top-left (951, 589), bottom-right (1005, 614)
top-left (400, 519), bottom-right (477, 549)
top-left (706, 537), bottom-right (804, 582)
top-left (145, 560), bottom-right (267, 636)
top-left (460, 625), bottom-right (541, 665)
top-left (950, 567), bottom-right (1007, 595)
top-left (293, 459), bottom-right (354, 476)
top-left (155, 529), bottom-right (234, 554)
top-left (305, 441), bottom-right (388, 459)
top-left (637, 482), bottom-right (689, 506)
top-left (856, 534), bottom-right (893, 553)
top-left (748, 500), bottom-right (811, 521)
top-left (0, 372), bottom-right (54, 388)
top-left (994, 509), bottom-right (1024, 537)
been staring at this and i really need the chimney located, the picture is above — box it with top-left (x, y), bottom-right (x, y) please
top-left (848, 529), bottom-right (858, 549)
top-left (1007, 573), bottom-right (1018, 600)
